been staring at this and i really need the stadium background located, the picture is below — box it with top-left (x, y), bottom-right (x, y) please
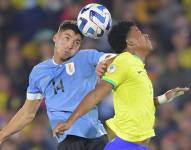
top-left (0, 0), bottom-right (191, 149)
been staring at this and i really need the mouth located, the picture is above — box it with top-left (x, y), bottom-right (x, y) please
top-left (63, 51), bottom-right (70, 56)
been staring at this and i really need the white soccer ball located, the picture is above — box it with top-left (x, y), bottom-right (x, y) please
top-left (77, 3), bottom-right (112, 39)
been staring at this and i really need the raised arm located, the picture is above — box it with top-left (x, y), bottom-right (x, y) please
top-left (0, 99), bottom-right (42, 144)
top-left (154, 87), bottom-right (190, 107)
top-left (96, 59), bottom-right (190, 108)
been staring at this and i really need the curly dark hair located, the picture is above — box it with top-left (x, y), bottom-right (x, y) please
top-left (108, 21), bottom-right (135, 54)
top-left (58, 20), bottom-right (84, 38)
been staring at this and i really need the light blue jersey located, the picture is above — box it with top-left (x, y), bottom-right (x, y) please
top-left (26, 49), bottom-right (111, 143)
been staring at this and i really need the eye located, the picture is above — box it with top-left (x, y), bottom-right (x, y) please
top-left (64, 36), bottom-right (70, 40)
top-left (74, 40), bottom-right (80, 46)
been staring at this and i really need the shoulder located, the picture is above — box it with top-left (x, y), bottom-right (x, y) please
top-left (30, 59), bottom-right (53, 77)
top-left (76, 49), bottom-right (100, 56)
top-left (73, 49), bottom-right (103, 64)
top-left (106, 52), bottom-right (134, 73)
top-left (33, 59), bottom-right (52, 70)
top-left (112, 53), bottom-right (127, 64)
top-left (114, 52), bottom-right (138, 65)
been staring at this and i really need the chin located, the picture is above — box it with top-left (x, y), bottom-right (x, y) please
top-left (60, 55), bottom-right (69, 61)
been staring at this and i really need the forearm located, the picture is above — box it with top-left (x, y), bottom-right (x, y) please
top-left (68, 81), bottom-right (112, 125)
top-left (68, 90), bottom-right (106, 124)
top-left (0, 108), bottom-right (35, 142)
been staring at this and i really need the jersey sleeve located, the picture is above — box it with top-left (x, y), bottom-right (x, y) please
top-left (26, 68), bottom-right (43, 100)
top-left (102, 58), bottom-right (128, 89)
top-left (86, 49), bottom-right (116, 66)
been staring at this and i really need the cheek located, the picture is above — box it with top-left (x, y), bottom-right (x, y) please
top-left (71, 47), bottom-right (80, 54)
top-left (74, 44), bottom-right (80, 50)
top-left (72, 49), bottom-right (78, 54)
top-left (57, 40), bottom-right (66, 46)
top-left (58, 43), bottom-right (67, 51)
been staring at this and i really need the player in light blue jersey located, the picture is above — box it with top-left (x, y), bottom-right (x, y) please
top-left (0, 20), bottom-right (115, 150)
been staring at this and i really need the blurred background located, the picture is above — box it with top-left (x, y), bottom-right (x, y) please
top-left (0, 0), bottom-right (191, 149)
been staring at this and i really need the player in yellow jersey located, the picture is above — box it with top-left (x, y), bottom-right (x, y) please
top-left (53, 21), bottom-right (189, 150)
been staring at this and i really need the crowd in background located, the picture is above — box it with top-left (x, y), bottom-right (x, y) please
top-left (0, 0), bottom-right (191, 149)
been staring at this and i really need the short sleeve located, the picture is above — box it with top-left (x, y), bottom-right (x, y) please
top-left (26, 68), bottom-right (43, 100)
top-left (102, 58), bottom-right (128, 89)
top-left (86, 49), bottom-right (104, 66)
top-left (86, 49), bottom-right (116, 66)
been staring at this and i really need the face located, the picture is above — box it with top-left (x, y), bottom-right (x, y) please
top-left (53, 29), bottom-right (82, 60)
top-left (127, 26), bottom-right (153, 55)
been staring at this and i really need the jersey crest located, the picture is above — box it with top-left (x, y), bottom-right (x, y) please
top-left (65, 62), bottom-right (75, 75)
top-left (107, 64), bottom-right (116, 73)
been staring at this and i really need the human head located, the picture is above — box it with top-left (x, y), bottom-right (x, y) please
top-left (53, 20), bottom-right (84, 62)
top-left (108, 21), bottom-right (152, 55)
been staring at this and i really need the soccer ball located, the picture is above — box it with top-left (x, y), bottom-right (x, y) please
top-left (77, 3), bottom-right (112, 39)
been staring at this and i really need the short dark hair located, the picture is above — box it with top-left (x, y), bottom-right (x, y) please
top-left (58, 20), bottom-right (84, 38)
top-left (108, 21), bottom-right (135, 54)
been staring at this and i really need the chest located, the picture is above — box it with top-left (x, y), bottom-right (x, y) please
top-left (39, 62), bottom-right (95, 95)
top-left (127, 65), bottom-right (153, 95)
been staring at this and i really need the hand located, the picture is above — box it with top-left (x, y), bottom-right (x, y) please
top-left (96, 56), bottom-right (117, 77)
top-left (158, 87), bottom-right (190, 104)
top-left (53, 121), bottom-right (71, 137)
top-left (96, 61), bottom-right (107, 77)
top-left (0, 132), bottom-right (5, 145)
top-left (165, 87), bottom-right (190, 101)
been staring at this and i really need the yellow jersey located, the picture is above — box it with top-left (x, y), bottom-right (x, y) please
top-left (102, 52), bottom-right (156, 142)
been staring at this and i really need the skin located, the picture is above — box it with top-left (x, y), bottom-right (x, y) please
top-left (0, 29), bottom-right (83, 144)
top-left (0, 26), bottom-right (188, 145)
top-left (53, 29), bottom-right (82, 64)
top-left (96, 26), bottom-right (152, 78)
top-left (0, 100), bottom-right (42, 144)
top-left (126, 26), bottom-right (153, 60)
top-left (53, 26), bottom-right (190, 140)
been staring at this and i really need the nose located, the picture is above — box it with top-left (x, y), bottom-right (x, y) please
top-left (67, 41), bottom-right (73, 49)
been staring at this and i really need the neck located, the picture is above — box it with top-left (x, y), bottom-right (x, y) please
top-left (128, 49), bottom-right (146, 61)
top-left (53, 56), bottom-right (62, 64)
top-left (134, 51), bottom-right (146, 61)
top-left (53, 52), bottom-right (70, 64)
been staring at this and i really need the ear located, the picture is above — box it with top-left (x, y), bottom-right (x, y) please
top-left (53, 33), bottom-right (58, 42)
top-left (126, 39), bottom-right (138, 53)
top-left (126, 39), bottom-right (135, 48)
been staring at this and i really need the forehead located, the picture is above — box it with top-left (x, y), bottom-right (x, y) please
top-left (59, 29), bottom-right (82, 40)
top-left (127, 26), bottom-right (141, 37)
top-left (129, 26), bottom-right (140, 33)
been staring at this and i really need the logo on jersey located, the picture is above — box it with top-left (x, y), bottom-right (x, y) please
top-left (65, 62), bottom-right (75, 75)
top-left (137, 71), bottom-right (144, 74)
top-left (107, 64), bottom-right (116, 73)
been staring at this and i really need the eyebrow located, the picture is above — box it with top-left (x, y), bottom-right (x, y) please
top-left (64, 33), bottom-right (81, 42)
top-left (64, 33), bottom-right (72, 37)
